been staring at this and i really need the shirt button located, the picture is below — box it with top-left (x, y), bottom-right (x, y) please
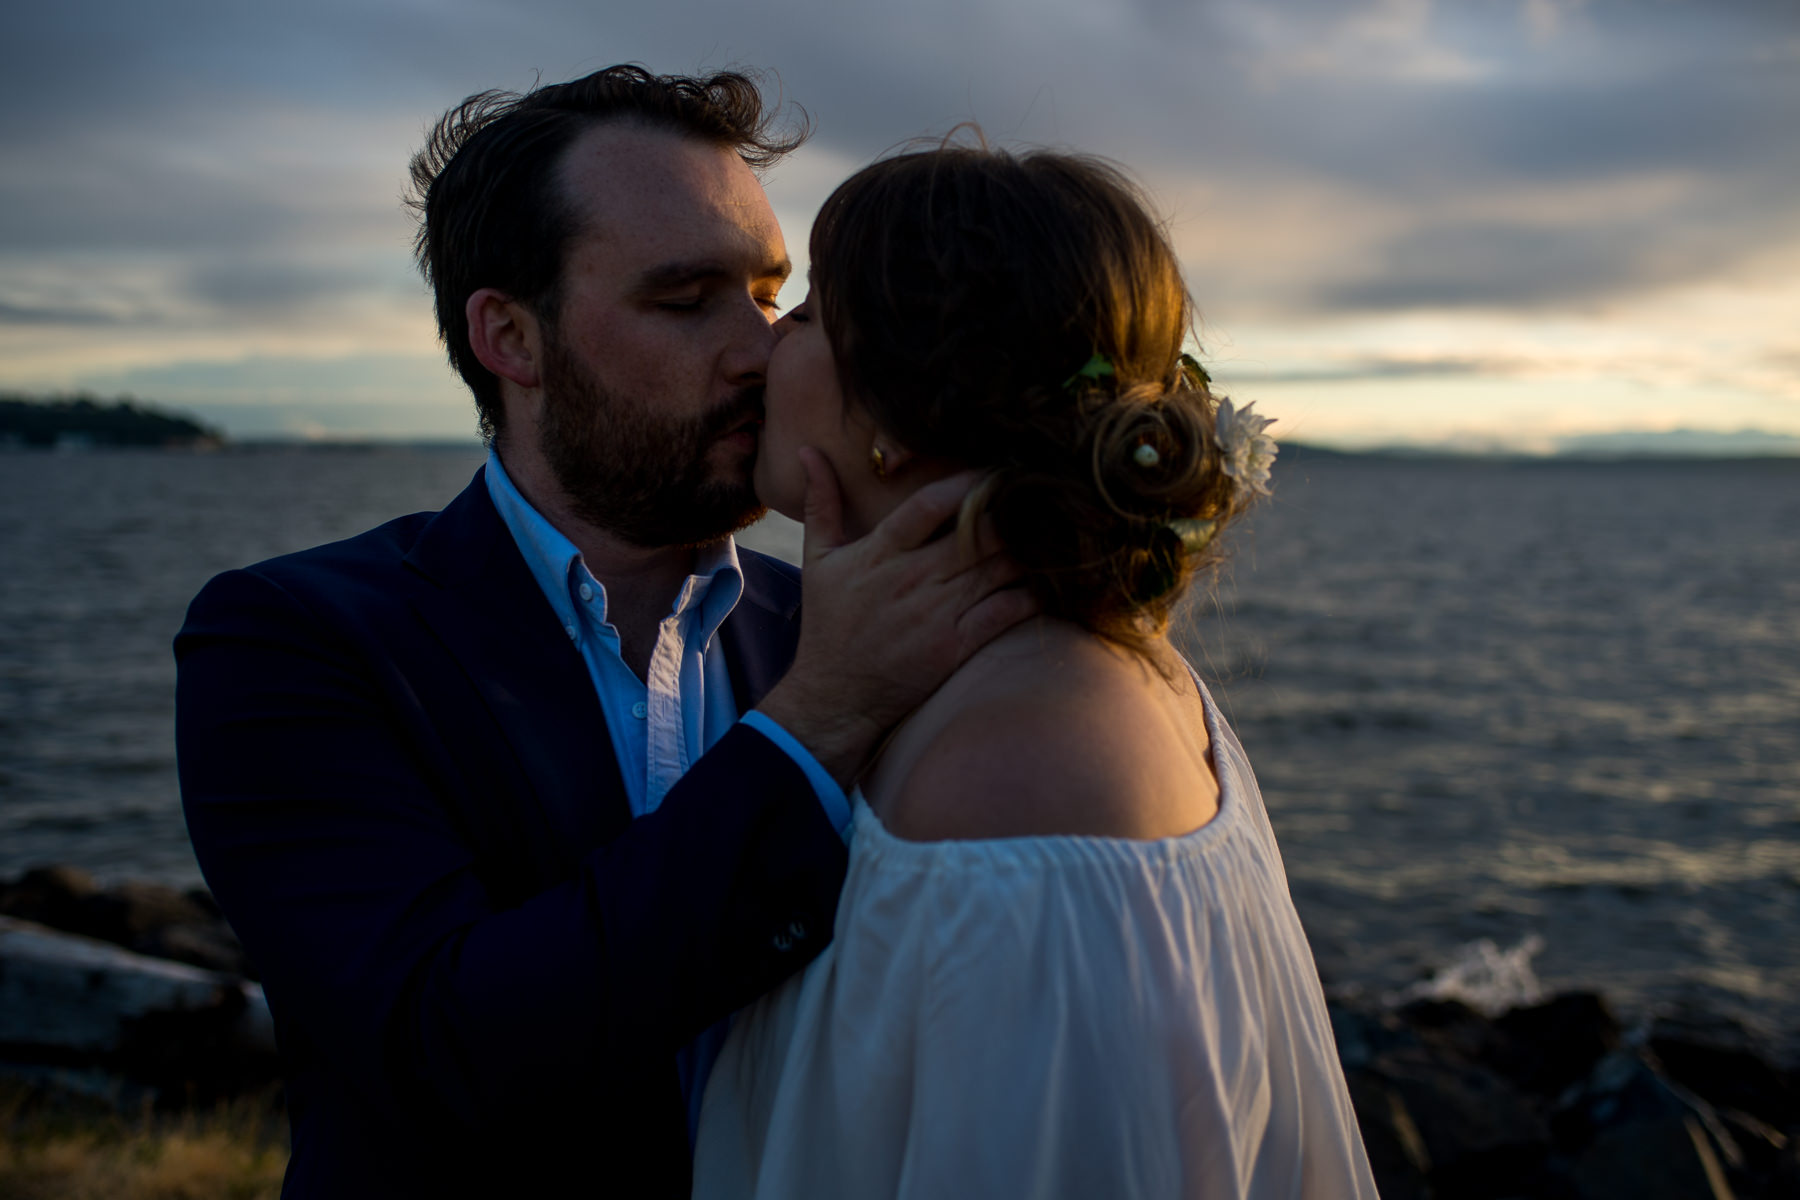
top-left (578, 583), bottom-right (594, 602)
top-left (631, 701), bottom-right (648, 719)
top-left (564, 624), bottom-right (578, 641)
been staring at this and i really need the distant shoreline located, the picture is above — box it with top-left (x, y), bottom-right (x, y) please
top-left (4, 393), bottom-right (1797, 462)
top-left (0, 395), bottom-right (221, 449)
top-left (7, 435), bottom-right (1800, 465)
top-left (1277, 442), bottom-right (1800, 465)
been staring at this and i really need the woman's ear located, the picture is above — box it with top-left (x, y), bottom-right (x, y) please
top-left (870, 436), bottom-right (916, 479)
top-left (465, 288), bottom-right (542, 390)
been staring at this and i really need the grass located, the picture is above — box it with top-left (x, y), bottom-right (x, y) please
top-left (0, 1077), bottom-right (288, 1200)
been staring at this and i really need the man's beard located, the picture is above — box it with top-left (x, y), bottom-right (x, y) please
top-left (536, 331), bottom-right (767, 548)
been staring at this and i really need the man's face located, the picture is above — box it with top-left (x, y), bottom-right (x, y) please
top-left (533, 122), bottom-right (790, 547)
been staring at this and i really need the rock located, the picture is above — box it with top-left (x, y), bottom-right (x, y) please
top-left (1492, 992), bottom-right (1621, 1097)
top-left (1342, 1068), bottom-right (1433, 1200)
top-left (1772, 1136), bottom-right (1800, 1200)
top-left (0, 867), bottom-right (254, 979)
top-left (0, 864), bottom-right (100, 931)
top-left (1374, 1047), bottom-right (1553, 1198)
top-left (0, 915), bottom-right (276, 1101)
top-left (1395, 996), bottom-right (1486, 1031)
top-left (1340, 986), bottom-right (1794, 1197)
top-left (1570, 1115), bottom-right (1734, 1200)
top-left (1555, 1050), bottom-right (1745, 1198)
top-left (1396, 996), bottom-right (1510, 1068)
top-left (1646, 1010), bottom-right (1796, 1131)
top-left (83, 879), bottom-right (213, 945)
top-left (183, 886), bottom-right (224, 920)
top-left (134, 921), bottom-right (250, 977)
top-left (1717, 1107), bottom-right (1793, 1198)
top-left (93, 881), bottom-right (253, 976)
top-left (1554, 1048), bottom-right (1711, 1140)
top-left (1387, 992), bottom-right (1623, 1102)
top-left (1329, 1001), bottom-right (1420, 1070)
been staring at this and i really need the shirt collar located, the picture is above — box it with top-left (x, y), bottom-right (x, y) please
top-left (484, 448), bottom-right (744, 648)
top-left (669, 530), bottom-right (746, 653)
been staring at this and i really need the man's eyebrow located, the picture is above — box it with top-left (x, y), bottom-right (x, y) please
top-left (631, 256), bottom-right (792, 295)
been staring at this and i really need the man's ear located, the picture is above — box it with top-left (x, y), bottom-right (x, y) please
top-left (465, 288), bottom-right (543, 390)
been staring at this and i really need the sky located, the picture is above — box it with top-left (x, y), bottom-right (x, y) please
top-left (2, 0), bottom-right (1797, 450)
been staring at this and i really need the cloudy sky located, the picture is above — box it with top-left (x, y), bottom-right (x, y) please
top-left (3, 0), bottom-right (1796, 448)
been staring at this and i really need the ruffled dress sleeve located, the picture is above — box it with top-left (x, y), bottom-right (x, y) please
top-left (693, 682), bottom-right (1378, 1200)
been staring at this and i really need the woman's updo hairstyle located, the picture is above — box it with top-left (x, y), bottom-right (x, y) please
top-left (809, 136), bottom-right (1253, 653)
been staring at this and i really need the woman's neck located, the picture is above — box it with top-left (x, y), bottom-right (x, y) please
top-left (857, 616), bottom-right (1220, 842)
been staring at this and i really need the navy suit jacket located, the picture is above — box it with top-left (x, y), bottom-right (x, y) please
top-left (176, 468), bottom-right (848, 1199)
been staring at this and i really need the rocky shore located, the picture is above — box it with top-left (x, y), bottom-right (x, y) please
top-left (3, 865), bottom-right (1794, 1198)
top-left (1334, 993), bottom-right (1797, 1198)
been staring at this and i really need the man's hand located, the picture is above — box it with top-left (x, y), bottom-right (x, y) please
top-left (756, 448), bottom-right (1037, 787)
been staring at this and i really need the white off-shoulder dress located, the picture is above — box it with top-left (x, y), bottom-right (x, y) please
top-left (693, 679), bottom-right (1378, 1199)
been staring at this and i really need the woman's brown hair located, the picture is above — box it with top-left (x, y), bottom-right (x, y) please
top-left (809, 139), bottom-right (1251, 653)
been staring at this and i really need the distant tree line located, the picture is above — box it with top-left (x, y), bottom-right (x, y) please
top-left (0, 393), bottom-right (222, 448)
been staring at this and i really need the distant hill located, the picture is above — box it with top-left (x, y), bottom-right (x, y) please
top-left (0, 395), bottom-right (222, 448)
top-left (1277, 428), bottom-right (1800, 461)
top-left (1552, 428), bottom-right (1800, 458)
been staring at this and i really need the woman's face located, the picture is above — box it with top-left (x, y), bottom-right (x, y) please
top-left (755, 290), bottom-right (882, 528)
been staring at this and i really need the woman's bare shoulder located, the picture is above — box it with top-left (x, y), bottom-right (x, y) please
top-left (871, 627), bottom-right (1220, 843)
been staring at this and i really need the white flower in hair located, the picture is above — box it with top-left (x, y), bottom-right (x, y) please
top-left (1214, 397), bottom-right (1278, 496)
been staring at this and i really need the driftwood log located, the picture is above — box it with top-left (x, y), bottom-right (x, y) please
top-left (0, 915), bottom-right (276, 1099)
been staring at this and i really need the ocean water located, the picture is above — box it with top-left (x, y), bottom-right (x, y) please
top-left (1174, 449), bottom-right (1800, 1048)
top-left (2, 446), bottom-right (1796, 1047)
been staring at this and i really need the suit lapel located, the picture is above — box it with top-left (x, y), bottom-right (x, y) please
top-left (721, 550), bottom-right (802, 714)
top-left (404, 469), bottom-right (634, 855)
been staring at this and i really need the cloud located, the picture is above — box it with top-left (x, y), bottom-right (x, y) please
top-left (8, 0), bottom-right (1797, 309)
top-left (0, 300), bottom-right (128, 327)
top-left (77, 352), bottom-right (463, 407)
top-left (1221, 0), bottom-right (1498, 86)
top-left (0, 104), bottom-right (420, 257)
top-left (1326, 219), bottom-right (1684, 311)
top-left (179, 256), bottom-right (416, 315)
top-left (2, 0), bottom-right (1798, 441)
top-left (1522, 0), bottom-right (1588, 44)
top-left (1217, 355), bottom-right (1494, 384)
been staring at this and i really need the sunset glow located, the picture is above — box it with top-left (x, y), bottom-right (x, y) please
top-left (3, 0), bottom-right (1795, 449)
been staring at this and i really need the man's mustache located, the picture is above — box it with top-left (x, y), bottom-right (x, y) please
top-left (703, 387), bottom-right (765, 439)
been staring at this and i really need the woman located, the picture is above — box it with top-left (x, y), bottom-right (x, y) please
top-left (695, 143), bottom-right (1377, 1198)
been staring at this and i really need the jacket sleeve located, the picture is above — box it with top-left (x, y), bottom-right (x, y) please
top-left (175, 565), bottom-right (848, 1140)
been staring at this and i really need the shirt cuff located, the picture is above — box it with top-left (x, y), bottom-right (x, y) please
top-left (739, 710), bottom-right (852, 840)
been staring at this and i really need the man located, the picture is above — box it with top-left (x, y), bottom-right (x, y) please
top-left (176, 66), bottom-right (1027, 1198)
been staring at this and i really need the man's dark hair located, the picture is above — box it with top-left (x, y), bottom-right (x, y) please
top-left (406, 65), bottom-right (807, 442)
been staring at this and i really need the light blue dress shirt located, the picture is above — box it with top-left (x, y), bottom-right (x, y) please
top-left (483, 450), bottom-right (849, 1139)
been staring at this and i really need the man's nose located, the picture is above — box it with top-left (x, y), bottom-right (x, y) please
top-left (722, 297), bottom-right (779, 383)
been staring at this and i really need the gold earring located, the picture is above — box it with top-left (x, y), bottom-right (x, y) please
top-left (869, 444), bottom-right (888, 480)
